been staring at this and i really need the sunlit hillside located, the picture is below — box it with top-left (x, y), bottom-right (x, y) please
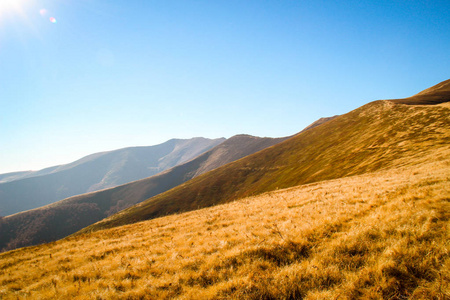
top-left (1, 81), bottom-right (449, 299)
top-left (83, 97), bottom-right (450, 233)
top-left (0, 149), bottom-right (448, 299)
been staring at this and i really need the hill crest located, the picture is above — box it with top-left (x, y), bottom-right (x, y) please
top-left (388, 79), bottom-right (450, 105)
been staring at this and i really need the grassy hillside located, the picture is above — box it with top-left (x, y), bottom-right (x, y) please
top-left (0, 138), bottom-right (224, 216)
top-left (1, 80), bottom-right (449, 298)
top-left (0, 135), bottom-right (286, 252)
top-left (0, 151), bottom-right (448, 299)
top-left (83, 96), bottom-right (450, 233)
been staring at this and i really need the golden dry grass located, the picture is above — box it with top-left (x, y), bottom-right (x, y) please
top-left (1, 147), bottom-right (449, 299)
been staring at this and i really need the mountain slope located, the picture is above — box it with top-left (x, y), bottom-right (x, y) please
top-left (0, 135), bottom-right (287, 252)
top-left (0, 171), bottom-right (34, 184)
top-left (82, 80), bottom-right (450, 233)
top-left (0, 137), bottom-right (224, 216)
top-left (1, 149), bottom-right (448, 299)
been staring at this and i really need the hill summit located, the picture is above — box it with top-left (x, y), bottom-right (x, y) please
top-left (389, 78), bottom-right (450, 105)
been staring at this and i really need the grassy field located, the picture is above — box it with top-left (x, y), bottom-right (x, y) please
top-left (1, 148), bottom-right (448, 299)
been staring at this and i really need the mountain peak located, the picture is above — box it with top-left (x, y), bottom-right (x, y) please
top-left (389, 79), bottom-right (450, 105)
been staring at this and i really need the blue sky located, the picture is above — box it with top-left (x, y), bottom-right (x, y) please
top-left (1, 0), bottom-right (449, 173)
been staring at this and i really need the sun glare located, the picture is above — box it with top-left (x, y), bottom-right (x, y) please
top-left (0, 0), bottom-right (20, 12)
top-left (0, 0), bottom-right (28, 19)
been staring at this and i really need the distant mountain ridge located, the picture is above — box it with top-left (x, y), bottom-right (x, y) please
top-left (0, 171), bottom-right (34, 184)
top-left (0, 134), bottom-right (288, 251)
top-left (0, 137), bottom-right (225, 217)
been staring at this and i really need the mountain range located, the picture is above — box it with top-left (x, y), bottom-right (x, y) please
top-left (0, 137), bottom-right (225, 217)
top-left (81, 79), bottom-right (450, 233)
top-left (0, 79), bottom-right (448, 299)
top-left (0, 134), bottom-right (287, 251)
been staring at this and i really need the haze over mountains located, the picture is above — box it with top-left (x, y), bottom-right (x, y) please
top-left (0, 137), bottom-right (225, 217)
top-left (0, 134), bottom-right (287, 251)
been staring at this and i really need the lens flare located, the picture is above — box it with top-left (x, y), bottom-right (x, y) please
top-left (49, 17), bottom-right (56, 23)
top-left (39, 9), bottom-right (47, 16)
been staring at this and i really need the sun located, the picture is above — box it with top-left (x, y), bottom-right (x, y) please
top-left (0, 0), bottom-right (19, 12)
top-left (0, 0), bottom-right (29, 19)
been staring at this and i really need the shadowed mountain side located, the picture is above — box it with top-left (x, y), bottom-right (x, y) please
top-left (389, 79), bottom-right (450, 105)
top-left (0, 135), bottom-right (288, 252)
top-left (188, 134), bottom-right (291, 178)
top-left (82, 97), bottom-right (450, 233)
top-left (0, 138), bottom-right (224, 216)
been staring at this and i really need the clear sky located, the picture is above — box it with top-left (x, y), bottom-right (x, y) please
top-left (1, 0), bottom-right (449, 174)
